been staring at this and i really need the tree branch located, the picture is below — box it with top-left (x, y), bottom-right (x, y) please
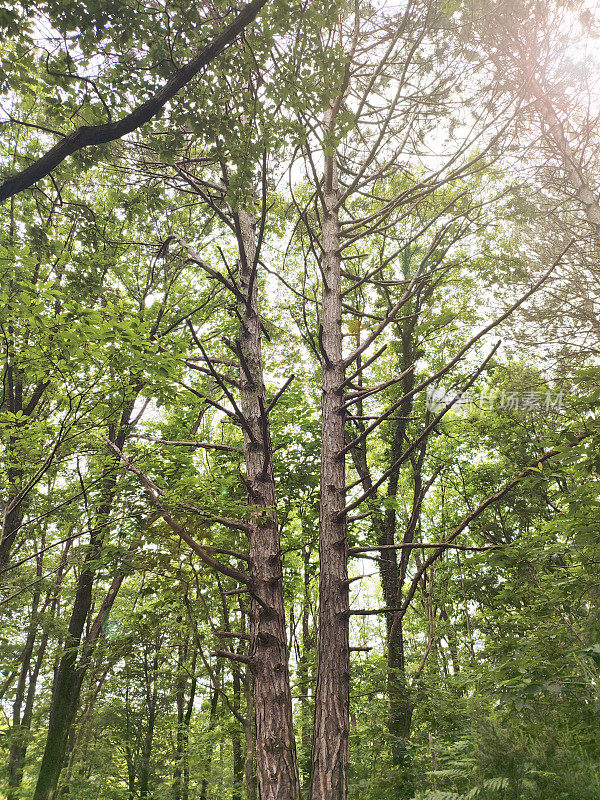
top-left (106, 442), bottom-right (250, 585)
top-left (0, 0), bottom-right (268, 201)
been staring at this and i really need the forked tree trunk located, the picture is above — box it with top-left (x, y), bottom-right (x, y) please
top-left (236, 208), bottom-right (301, 800)
top-left (311, 105), bottom-right (351, 800)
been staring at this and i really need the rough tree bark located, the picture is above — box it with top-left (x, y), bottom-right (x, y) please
top-left (243, 661), bottom-right (258, 800)
top-left (310, 103), bottom-right (351, 800)
top-left (236, 208), bottom-right (301, 800)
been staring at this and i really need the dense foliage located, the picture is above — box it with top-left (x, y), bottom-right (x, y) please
top-left (1, 1), bottom-right (600, 799)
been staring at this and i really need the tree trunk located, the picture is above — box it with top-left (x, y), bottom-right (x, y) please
top-left (1, 363), bottom-right (25, 572)
top-left (236, 207), bottom-right (301, 800)
top-left (138, 712), bottom-right (156, 800)
top-left (388, 619), bottom-right (414, 798)
top-left (311, 105), bottom-right (351, 800)
top-left (125, 684), bottom-right (137, 800)
top-left (382, 316), bottom-right (418, 794)
top-left (125, 744), bottom-right (136, 800)
top-left (0, 473), bottom-right (23, 573)
top-left (347, 379), bottom-right (413, 782)
top-left (1, 365), bottom-right (51, 573)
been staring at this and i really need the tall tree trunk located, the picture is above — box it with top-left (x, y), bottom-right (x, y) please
top-left (382, 368), bottom-right (415, 795)
top-left (381, 313), bottom-right (418, 794)
top-left (1, 332), bottom-right (24, 573)
top-left (125, 744), bottom-right (136, 800)
top-left (344, 250), bottom-right (423, 797)
top-left (59, 657), bottom-right (116, 798)
top-left (1, 364), bottom-right (51, 573)
top-left (0, 209), bottom-right (50, 573)
top-left (387, 619), bottom-right (414, 797)
top-left (32, 591), bottom-right (92, 800)
top-left (8, 559), bottom-right (66, 797)
top-left (138, 709), bottom-right (156, 800)
top-left (236, 207), bottom-right (300, 800)
top-left (1, 370), bottom-right (25, 574)
top-left (311, 105), bottom-right (351, 800)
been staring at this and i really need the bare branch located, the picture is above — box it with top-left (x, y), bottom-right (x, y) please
top-left (211, 649), bottom-right (254, 667)
top-left (266, 374), bottom-right (296, 414)
top-left (136, 435), bottom-right (241, 453)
